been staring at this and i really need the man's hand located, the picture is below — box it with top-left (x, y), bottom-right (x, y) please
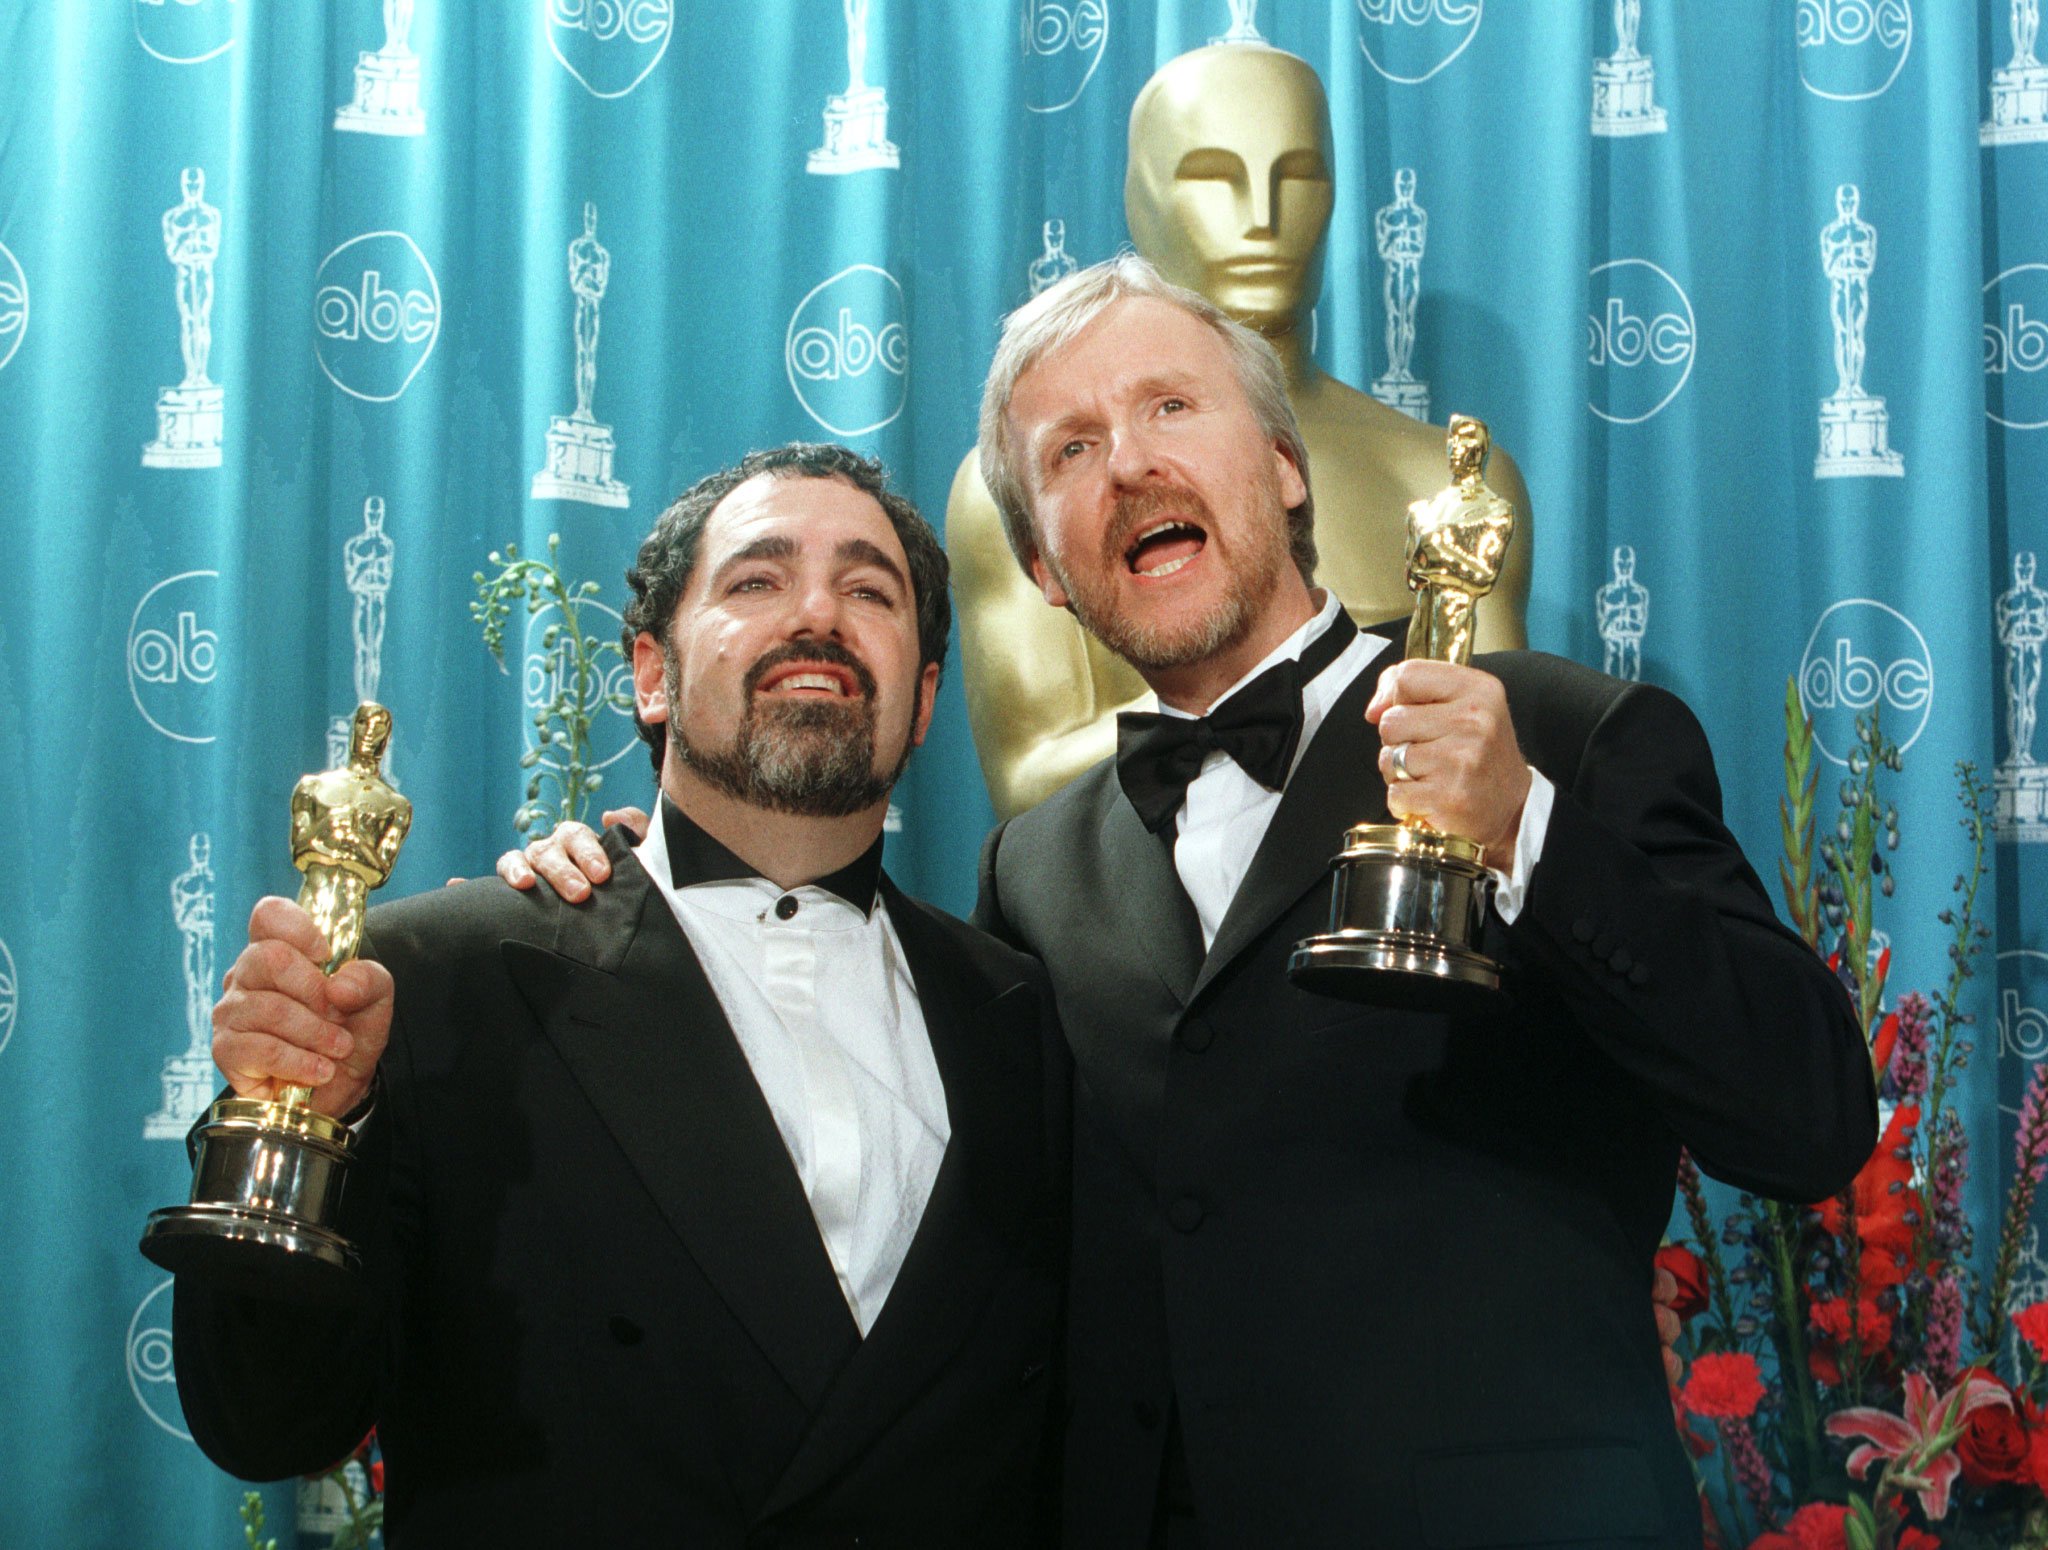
top-left (1366, 660), bottom-right (1530, 862)
top-left (1653, 1265), bottom-right (1683, 1388)
top-left (212, 897), bottom-right (393, 1117)
top-left (494, 807), bottom-right (649, 900)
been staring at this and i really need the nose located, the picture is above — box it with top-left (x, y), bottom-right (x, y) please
top-left (1104, 420), bottom-right (1170, 489)
top-left (1244, 163), bottom-right (1278, 240)
top-left (787, 575), bottom-right (847, 638)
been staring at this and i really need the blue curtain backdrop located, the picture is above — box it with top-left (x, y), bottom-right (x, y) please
top-left (0, 1), bottom-right (2040, 1542)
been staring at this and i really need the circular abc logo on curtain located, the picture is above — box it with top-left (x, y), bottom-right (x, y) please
top-left (128, 570), bottom-right (220, 745)
top-left (1986, 263), bottom-right (2048, 432)
top-left (1021, 0), bottom-right (1109, 113)
top-left (0, 242), bottom-right (25, 374)
top-left (1796, 599), bottom-right (1934, 765)
top-left (314, 232), bottom-right (442, 403)
top-left (546, 0), bottom-right (675, 99)
top-left (1796, 0), bottom-right (1912, 101)
top-left (522, 599), bottom-right (640, 774)
top-left (785, 265), bottom-right (910, 437)
top-left (126, 1280), bottom-right (191, 1441)
top-left (132, 0), bottom-right (237, 65)
top-left (1998, 949), bottom-right (2048, 1061)
top-left (1357, 0), bottom-right (1483, 86)
top-left (0, 935), bottom-right (14, 1058)
top-left (1587, 260), bottom-right (1696, 425)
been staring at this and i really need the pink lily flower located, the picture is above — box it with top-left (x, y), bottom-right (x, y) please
top-left (1825, 1371), bottom-right (2011, 1520)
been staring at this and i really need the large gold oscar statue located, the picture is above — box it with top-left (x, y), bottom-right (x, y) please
top-left (950, 43), bottom-right (1534, 818)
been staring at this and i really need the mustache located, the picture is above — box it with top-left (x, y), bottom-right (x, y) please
top-left (1102, 483), bottom-right (1217, 567)
top-left (741, 638), bottom-right (879, 701)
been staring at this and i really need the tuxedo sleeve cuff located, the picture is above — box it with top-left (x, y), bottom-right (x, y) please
top-left (1489, 768), bottom-right (1555, 925)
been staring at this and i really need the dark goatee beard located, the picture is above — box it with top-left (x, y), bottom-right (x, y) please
top-left (670, 639), bottom-right (910, 818)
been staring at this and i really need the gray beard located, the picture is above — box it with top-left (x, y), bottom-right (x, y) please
top-left (668, 654), bottom-right (909, 819)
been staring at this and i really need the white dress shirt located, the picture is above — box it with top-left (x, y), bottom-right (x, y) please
top-left (1151, 590), bottom-right (1556, 948)
top-left (636, 800), bottom-right (949, 1336)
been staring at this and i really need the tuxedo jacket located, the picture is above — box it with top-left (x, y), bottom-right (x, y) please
top-left (976, 635), bottom-right (1876, 1550)
top-left (174, 829), bottom-right (1070, 1549)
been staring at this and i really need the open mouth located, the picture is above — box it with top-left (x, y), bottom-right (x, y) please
top-left (1124, 519), bottom-right (1208, 580)
top-left (754, 661), bottom-right (861, 698)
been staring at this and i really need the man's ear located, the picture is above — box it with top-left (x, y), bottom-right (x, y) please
top-left (631, 632), bottom-right (669, 725)
top-left (1272, 439), bottom-right (1308, 513)
top-left (1027, 552), bottom-right (1072, 610)
top-left (909, 660), bottom-right (941, 748)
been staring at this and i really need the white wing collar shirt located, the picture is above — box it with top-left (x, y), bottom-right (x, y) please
top-left (636, 797), bottom-right (950, 1336)
top-left (1154, 589), bottom-right (1556, 948)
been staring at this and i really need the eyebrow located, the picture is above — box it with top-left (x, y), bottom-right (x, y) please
top-left (709, 535), bottom-right (798, 582)
top-left (1035, 376), bottom-right (1198, 453)
top-left (837, 537), bottom-right (907, 590)
top-left (708, 533), bottom-right (906, 591)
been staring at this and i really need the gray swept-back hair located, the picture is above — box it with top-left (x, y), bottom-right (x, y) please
top-left (975, 252), bottom-right (1316, 583)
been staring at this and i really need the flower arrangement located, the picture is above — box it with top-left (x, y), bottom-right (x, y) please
top-left (472, 534), bottom-right (633, 834)
top-left (1661, 684), bottom-right (2048, 1550)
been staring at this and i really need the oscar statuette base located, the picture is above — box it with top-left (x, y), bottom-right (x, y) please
top-left (1288, 822), bottom-right (1503, 1012)
top-left (139, 1096), bottom-right (363, 1304)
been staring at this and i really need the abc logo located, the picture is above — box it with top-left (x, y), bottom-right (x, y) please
top-left (1357, 0), bottom-right (1484, 86)
top-left (1796, 598), bottom-right (1934, 765)
top-left (126, 1280), bottom-right (191, 1441)
top-left (0, 242), bottom-right (25, 374)
top-left (1999, 950), bottom-right (2048, 1062)
top-left (523, 599), bottom-right (639, 775)
top-left (132, 0), bottom-right (237, 66)
top-left (1796, 0), bottom-right (1912, 101)
top-left (1985, 263), bottom-right (2048, 432)
top-left (1022, 0), bottom-right (1110, 113)
top-left (0, 935), bottom-right (14, 1058)
top-left (547, 0), bottom-right (674, 99)
top-left (1587, 259), bottom-right (1696, 425)
top-left (314, 232), bottom-right (442, 403)
top-left (785, 265), bottom-right (910, 437)
top-left (127, 570), bottom-right (220, 745)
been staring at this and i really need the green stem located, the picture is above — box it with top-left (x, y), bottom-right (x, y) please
top-left (1767, 1205), bottom-right (1821, 1495)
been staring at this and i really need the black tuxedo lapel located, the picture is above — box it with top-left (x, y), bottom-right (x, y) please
top-left (1096, 782), bottom-right (1205, 1008)
top-left (761, 884), bottom-right (1045, 1519)
top-left (502, 842), bottom-right (860, 1412)
top-left (1192, 630), bottom-right (1401, 1003)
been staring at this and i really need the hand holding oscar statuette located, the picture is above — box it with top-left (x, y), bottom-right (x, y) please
top-left (141, 704), bottom-right (411, 1302)
top-left (1288, 416), bottom-right (1515, 1009)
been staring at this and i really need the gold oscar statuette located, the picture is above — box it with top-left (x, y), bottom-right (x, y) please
top-left (1288, 416), bottom-right (1515, 1009)
top-left (140, 703), bottom-right (412, 1302)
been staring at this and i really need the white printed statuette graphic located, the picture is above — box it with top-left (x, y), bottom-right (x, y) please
top-left (1797, 0), bottom-right (1912, 101)
top-left (810, 0), bottom-right (898, 174)
top-left (329, 498), bottom-right (399, 773)
top-left (532, 204), bottom-right (628, 508)
top-left (1357, 0), bottom-right (1483, 86)
top-left (0, 242), bottom-right (26, 373)
top-left (1597, 545), bottom-right (1648, 681)
top-left (1997, 551), bottom-right (2048, 841)
top-left (143, 168), bottom-right (224, 470)
top-left (0, 935), bottom-right (16, 1058)
top-left (1371, 169), bottom-right (1430, 422)
top-left (1212, 0), bottom-right (1264, 45)
top-left (1816, 185), bottom-right (1903, 479)
top-left (1592, 0), bottom-right (1667, 137)
top-left (335, 0), bottom-right (426, 137)
top-left (145, 834), bottom-right (216, 1140)
top-left (1985, 0), bottom-right (2048, 145)
top-left (1029, 219), bottom-right (1078, 296)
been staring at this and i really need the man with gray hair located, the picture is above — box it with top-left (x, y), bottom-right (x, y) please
top-left (968, 254), bottom-right (1871, 1546)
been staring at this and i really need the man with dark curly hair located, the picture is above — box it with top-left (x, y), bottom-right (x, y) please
top-left (172, 443), bottom-right (1068, 1546)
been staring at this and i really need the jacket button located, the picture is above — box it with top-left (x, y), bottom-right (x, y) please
top-left (1590, 933), bottom-right (1616, 959)
top-left (1180, 1021), bottom-right (1213, 1053)
top-left (1629, 963), bottom-right (1651, 988)
top-left (1168, 1196), bottom-right (1205, 1233)
top-left (1609, 948), bottom-right (1633, 976)
top-left (1133, 1399), bottom-right (1161, 1430)
top-left (1572, 917), bottom-right (1596, 943)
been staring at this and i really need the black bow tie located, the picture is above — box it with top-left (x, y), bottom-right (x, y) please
top-left (1115, 611), bottom-right (1358, 833)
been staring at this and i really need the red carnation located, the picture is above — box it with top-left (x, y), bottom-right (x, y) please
top-left (1655, 1243), bottom-right (1710, 1322)
top-left (2014, 1301), bottom-right (2048, 1362)
top-left (1747, 1501), bottom-right (1849, 1550)
top-left (1682, 1352), bottom-right (1766, 1420)
top-left (1955, 1368), bottom-right (2028, 1486)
